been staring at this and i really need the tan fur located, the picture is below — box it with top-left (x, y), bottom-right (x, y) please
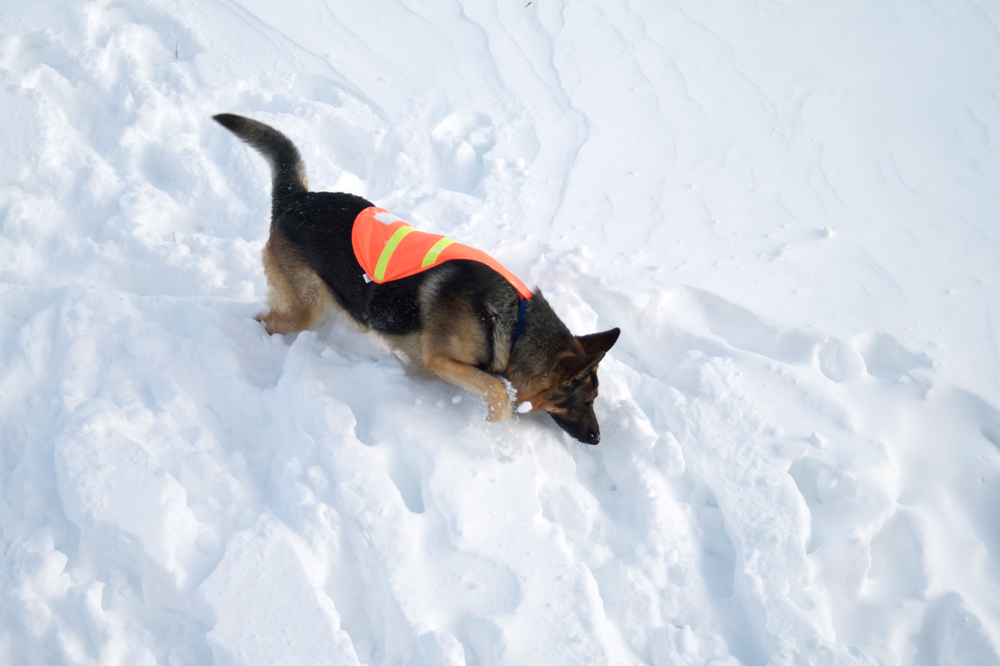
top-left (378, 332), bottom-right (433, 377)
top-left (514, 339), bottom-right (589, 412)
top-left (378, 312), bottom-right (513, 419)
top-left (430, 299), bottom-right (510, 419)
top-left (257, 231), bottom-right (337, 334)
top-left (424, 354), bottom-right (512, 421)
top-left (515, 381), bottom-right (560, 414)
top-left (510, 351), bottom-right (571, 413)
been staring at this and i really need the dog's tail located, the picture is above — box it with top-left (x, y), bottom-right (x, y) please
top-left (213, 113), bottom-right (309, 220)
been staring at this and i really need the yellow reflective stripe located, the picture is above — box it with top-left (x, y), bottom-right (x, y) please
top-left (421, 237), bottom-right (457, 268)
top-left (374, 226), bottom-right (415, 282)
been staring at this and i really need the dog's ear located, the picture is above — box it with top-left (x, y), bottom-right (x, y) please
top-left (557, 351), bottom-right (606, 384)
top-left (578, 328), bottom-right (620, 354)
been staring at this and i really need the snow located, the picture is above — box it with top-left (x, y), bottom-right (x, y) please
top-left (1, 0), bottom-right (999, 664)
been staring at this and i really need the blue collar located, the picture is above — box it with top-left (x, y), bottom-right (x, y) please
top-left (512, 298), bottom-right (530, 347)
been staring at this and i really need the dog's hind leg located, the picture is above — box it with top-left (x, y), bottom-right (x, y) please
top-left (258, 232), bottom-right (334, 334)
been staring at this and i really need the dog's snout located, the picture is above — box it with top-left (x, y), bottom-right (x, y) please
top-left (587, 429), bottom-right (600, 445)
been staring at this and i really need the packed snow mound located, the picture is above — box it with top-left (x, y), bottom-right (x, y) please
top-left (2, 1), bottom-right (999, 665)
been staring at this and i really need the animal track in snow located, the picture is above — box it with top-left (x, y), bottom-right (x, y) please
top-left (431, 112), bottom-right (496, 195)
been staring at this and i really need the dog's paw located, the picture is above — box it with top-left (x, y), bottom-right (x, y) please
top-left (487, 399), bottom-right (513, 422)
top-left (254, 313), bottom-right (275, 335)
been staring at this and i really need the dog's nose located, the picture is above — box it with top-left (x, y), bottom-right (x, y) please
top-left (587, 429), bottom-right (600, 445)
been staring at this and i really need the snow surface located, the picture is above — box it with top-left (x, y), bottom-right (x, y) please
top-left (2, 1), bottom-right (1000, 664)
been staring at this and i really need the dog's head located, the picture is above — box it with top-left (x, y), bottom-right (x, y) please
top-left (519, 327), bottom-right (620, 444)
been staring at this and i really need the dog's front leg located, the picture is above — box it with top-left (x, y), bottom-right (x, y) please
top-left (423, 355), bottom-right (513, 421)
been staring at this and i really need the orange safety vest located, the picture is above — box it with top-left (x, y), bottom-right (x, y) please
top-left (352, 207), bottom-right (532, 300)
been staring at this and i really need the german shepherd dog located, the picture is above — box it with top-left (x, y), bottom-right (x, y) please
top-left (214, 114), bottom-right (619, 444)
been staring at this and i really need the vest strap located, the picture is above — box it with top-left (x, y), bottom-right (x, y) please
top-left (513, 298), bottom-right (530, 347)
